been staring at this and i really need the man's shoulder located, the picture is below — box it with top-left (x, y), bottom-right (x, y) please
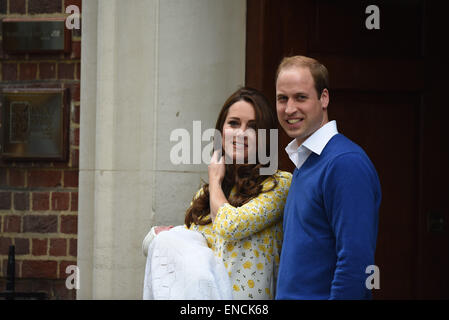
top-left (318, 134), bottom-right (379, 175)
top-left (323, 134), bottom-right (369, 160)
top-left (322, 134), bottom-right (380, 184)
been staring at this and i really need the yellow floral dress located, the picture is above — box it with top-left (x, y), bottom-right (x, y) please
top-left (188, 170), bottom-right (292, 299)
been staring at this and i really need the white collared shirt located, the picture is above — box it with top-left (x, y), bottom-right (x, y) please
top-left (285, 120), bottom-right (339, 169)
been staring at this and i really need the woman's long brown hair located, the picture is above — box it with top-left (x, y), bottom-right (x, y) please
top-left (185, 87), bottom-right (278, 228)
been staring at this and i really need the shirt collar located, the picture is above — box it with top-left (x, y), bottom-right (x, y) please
top-left (285, 120), bottom-right (339, 160)
top-left (302, 120), bottom-right (338, 155)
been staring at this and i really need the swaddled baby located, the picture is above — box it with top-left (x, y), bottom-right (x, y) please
top-left (143, 226), bottom-right (232, 300)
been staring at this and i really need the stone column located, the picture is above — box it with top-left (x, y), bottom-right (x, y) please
top-left (78, 0), bottom-right (246, 299)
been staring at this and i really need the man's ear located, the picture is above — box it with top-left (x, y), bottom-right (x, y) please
top-left (320, 88), bottom-right (329, 110)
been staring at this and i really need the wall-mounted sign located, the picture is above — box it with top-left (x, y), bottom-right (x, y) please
top-left (0, 88), bottom-right (70, 161)
top-left (2, 18), bottom-right (71, 53)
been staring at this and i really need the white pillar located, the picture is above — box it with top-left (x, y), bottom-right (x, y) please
top-left (78, 0), bottom-right (246, 299)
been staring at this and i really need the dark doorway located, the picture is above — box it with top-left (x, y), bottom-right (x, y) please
top-left (246, 0), bottom-right (449, 299)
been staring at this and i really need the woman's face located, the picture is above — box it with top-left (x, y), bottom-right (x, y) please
top-left (222, 100), bottom-right (257, 164)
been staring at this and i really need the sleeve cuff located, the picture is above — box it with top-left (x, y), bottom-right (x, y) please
top-left (213, 202), bottom-right (230, 223)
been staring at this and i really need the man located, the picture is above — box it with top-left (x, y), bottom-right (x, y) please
top-left (275, 56), bottom-right (381, 299)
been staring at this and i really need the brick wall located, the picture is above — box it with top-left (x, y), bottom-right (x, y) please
top-left (0, 0), bottom-right (81, 300)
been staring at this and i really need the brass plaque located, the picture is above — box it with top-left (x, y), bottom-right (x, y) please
top-left (0, 89), bottom-right (69, 161)
top-left (2, 18), bottom-right (71, 53)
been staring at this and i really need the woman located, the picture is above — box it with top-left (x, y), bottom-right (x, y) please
top-left (144, 87), bottom-right (291, 299)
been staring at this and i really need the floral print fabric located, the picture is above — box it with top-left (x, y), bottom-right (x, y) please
top-left (188, 170), bottom-right (292, 299)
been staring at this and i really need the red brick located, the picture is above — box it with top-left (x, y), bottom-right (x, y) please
top-left (69, 238), bottom-right (77, 256)
top-left (39, 62), bottom-right (56, 79)
top-left (28, 170), bottom-right (62, 188)
top-left (0, 192), bottom-right (12, 210)
top-left (28, 0), bottom-right (62, 14)
top-left (10, 0), bottom-right (26, 14)
top-left (59, 261), bottom-right (77, 282)
top-left (0, 237), bottom-right (12, 255)
top-left (70, 192), bottom-right (78, 211)
top-left (14, 192), bottom-right (30, 211)
top-left (23, 215), bottom-right (58, 233)
top-left (58, 63), bottom-right (75, 79)
top-left (50, 238), bottom-right (67, 256)
top-left (71, 128), bottom-right (80, 146)
top-left (64, 0), bottom-right (82, 11)
top-left (14, 238), bottom-right (30, 255)
top-left (64, 171), bottom-right (78, 188)
top-left (32, 238), bottom-right (47, 256)
top-left (32, 192), bottom-right (50, 210)
top-left (71, 41), bottom-right (81, 59)
top-left (22, 260), bottom-right (58, 279)
top-left (2, 63), bottom-right (18, 81)
top-left (19, 63), bottom-right (38, 80)
top-left (9, 169), bottom-right (26, 187)
top-left (4, 215), bottom-right (21, 233)
top-left (71, 149), bottom-right (79, 168)
top-left (75, 62), bottom-right (81, 80)
top-left (71, 104), bottom-right (80, 124)
top-left (60, 215), bottom-right (77, 234)
top-left (52, 192), bottom-right (70, 210)
top-left (69, 83), bottom-right (80, 102)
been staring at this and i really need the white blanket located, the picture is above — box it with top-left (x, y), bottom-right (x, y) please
top-left (143, 226), bottom-right (233, 300)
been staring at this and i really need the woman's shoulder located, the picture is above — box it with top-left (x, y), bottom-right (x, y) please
top-left (274, 169), bottom-right (292, 181)
top-left (273, 169), bottom-right (292, 186)
top-left (261, 170), bottom-right (292, 191)
top-left (275, 170), bottom-right (292, 191)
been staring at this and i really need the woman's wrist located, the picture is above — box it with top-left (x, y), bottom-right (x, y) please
top-left (209, 177), bottom-right (223, 189)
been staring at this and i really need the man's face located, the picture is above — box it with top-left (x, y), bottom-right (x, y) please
top-left (276, 66), bottom-right (329, 146)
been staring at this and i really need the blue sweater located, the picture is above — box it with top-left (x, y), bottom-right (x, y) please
top-left (276, 134), bottom-right (381, 300)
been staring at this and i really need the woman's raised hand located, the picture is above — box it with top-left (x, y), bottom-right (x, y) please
top-left (208, 150), bottom-right (225, 185)
top-left (208, 150), bottom-right (228, 222)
